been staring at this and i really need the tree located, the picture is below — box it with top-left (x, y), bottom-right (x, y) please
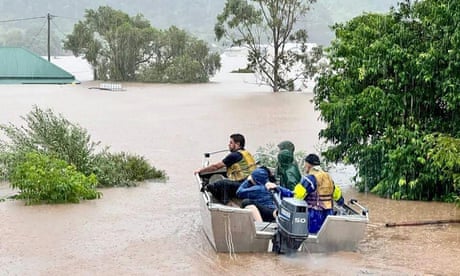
top-left (137, 26), bottom-right (221, 83)
top-left (63, 6), bottom-right (154, 81)
top-left (215, 0), bottom-right (318, 92)
top-left (0, 0), bottom-right (400, 54)
top-left (314, 0), bottom-right (460, 204)
top-left (64, 6), bottom-right (220, 83)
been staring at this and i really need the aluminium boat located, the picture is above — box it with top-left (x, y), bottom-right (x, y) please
top-left (195, 152), bottom-right (369, 253)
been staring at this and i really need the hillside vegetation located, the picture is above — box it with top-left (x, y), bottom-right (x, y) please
top-left (0, 0), bottom-right (399, 55)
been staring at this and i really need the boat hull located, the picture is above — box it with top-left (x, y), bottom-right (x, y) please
top-left (200, 194), bottom-right (274, 252)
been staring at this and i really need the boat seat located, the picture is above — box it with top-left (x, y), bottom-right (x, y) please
top-left (255, 222), bottom-right (277, 237)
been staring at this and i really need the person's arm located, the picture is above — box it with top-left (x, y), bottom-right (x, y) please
top-left (265, 182), bottom-right (294, 198)
top-left (236, 180), bottom-right (263, 199)
top-left (194, 161), bottom-right (225, 175)
top-left (195, 151), bottom-right (242, 175)
top-left (300, 175), bottom-right (317, 194)
top-left (278, 186), bottom-right (293, 197)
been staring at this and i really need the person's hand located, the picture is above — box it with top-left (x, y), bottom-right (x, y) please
top-left (265, 182), bottom-right (277, 190)
top-left (194, 169), bottom-right (201, 175)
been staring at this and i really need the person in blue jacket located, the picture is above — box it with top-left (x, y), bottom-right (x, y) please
top-left (265, 153), bottom-right (345, 233)
top-left (236, 166), bottom-right (288, 222)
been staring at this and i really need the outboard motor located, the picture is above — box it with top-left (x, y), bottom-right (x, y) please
top-left (271, 190), bottom-right (309, 254)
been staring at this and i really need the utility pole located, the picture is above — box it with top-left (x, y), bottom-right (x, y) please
top-left (47, 13), bottom-right (51, 61)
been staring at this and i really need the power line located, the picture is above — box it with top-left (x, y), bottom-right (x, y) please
top-left (0, 14), bottom-right (79, 24)
top-left (2, 14), bottom-right (58, 60)
top-left (0, 16), bottom-right (46, 23)
top-left (25, 20), bottom-right (47, 51)
top-left (0, 14), bottom-right (77, 58)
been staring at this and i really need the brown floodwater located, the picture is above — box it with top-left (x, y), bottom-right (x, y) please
top-left (0, 56), bottom-right (459, 275)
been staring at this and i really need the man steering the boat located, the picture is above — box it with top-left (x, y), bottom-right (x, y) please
top-left (266, 153), bottom-right (345, 233)
top-left (194, 133), bottom-right (256, 205)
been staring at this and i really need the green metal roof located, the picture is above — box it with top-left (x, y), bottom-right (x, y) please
top-left (0, 47), bottom-right (78, 84)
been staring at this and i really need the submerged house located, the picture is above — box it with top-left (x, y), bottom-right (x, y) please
top-left (0, 47), bottom-right (78, 84)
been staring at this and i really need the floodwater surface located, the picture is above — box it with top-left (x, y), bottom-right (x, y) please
top-left (0, 55), bottom-right (459, 275)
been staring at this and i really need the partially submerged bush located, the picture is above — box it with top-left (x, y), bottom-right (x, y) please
top-left (9, 151), bottom-right (101, 205)
top-left (92, 151), bottom-right (166, 187)
top-left (255, 143), bottom-right (279, 169)
top-left (255, 143), bottom-right (306, 169)
top-left (0, 106), bottom-right (167, 204)
top-left (0, 106), bottom-right (98, 177)
top-left (231, 67), bottom-right (254, 73)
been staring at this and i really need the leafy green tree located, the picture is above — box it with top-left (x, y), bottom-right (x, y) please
top-left (63, 6), bottom-right (154, 81)
top-left (64, 7), bottom-right (220, 83)
top-left (138, 26), bottom-right (221, 83)
top-left (314, 0), bottom-right (459, 204)
top-left (215, 0), bottom-right (319, 92)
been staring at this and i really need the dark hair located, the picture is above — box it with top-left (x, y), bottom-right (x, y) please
top-left (230, 133), bottom-right (245, 148)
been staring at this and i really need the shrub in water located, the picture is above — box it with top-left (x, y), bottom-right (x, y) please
top-left (9, 151), bottom-right (101, 205)
top-left (0, 106), bottom-right (167, 191)
top-left (0, 105), bottom-right (98, 177)
top-left (92, 151), bottom-right (166, 187)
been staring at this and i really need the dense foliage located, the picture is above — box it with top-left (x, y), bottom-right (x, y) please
top-left (0, 106), bottom-right (98, 176)
top-left (314, 0), bottom-right (459, 205)
top-left (63, 6), bottom-right (220, 82)
top-left (0, 106), bottom-right (167, 204)
top-left (0, 0), bottom-right (399, 56)
top-left (215, 0), bottom-right (320, 92)
top-left (137, 26), bottom-right (221, 83)
top-left (9, 151), bottom-right (101, 205)
top-left (92, 151), bottom-right (165, 187)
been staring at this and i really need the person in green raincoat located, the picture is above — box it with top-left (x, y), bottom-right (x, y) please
top-left (276, 141), bottom-right (301, 190)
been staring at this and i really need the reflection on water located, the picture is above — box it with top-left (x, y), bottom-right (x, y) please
top-left (0, 56), bottom-right (459, 275)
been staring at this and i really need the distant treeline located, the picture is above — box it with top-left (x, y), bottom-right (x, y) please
top-left (0, 0), bottom-right (399, 55)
